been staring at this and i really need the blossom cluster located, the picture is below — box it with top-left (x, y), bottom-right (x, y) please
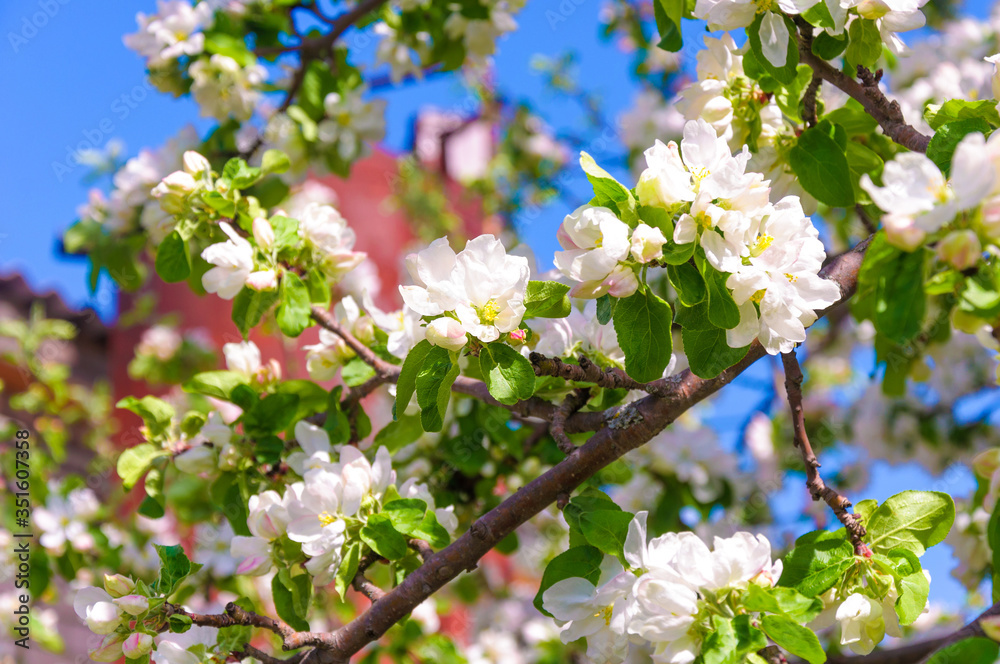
top-left (542, 513), bottom-right (782, 663)
top-left (231, 440), bottom-right (456, 585)
top-left (401, 235), bottom-right (531, 350)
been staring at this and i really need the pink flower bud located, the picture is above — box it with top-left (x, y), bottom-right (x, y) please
top-left (122, 632), bottom-right (154, 659)
top-left (245, 270), bottom-right (278, 291)
top-left (113, 594), bottom-right (149, 616)
top-left (426, 318), bottom-right (468, 352)
top-left (936, 230), bottom-right (982, 271)
top-left (252, 216), bottom-right (275, 249)
top-left (103, 574), bottom-right (135, 598)
top-left (89, 635), bottom-right (124, 662)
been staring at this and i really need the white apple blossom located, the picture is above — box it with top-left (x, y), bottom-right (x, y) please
top-left (223, 340), bottom-right (261, 377)
top-left (722, 196), bottom-right (842, 354)
top-left (363, 292), bottom-right (426, 358)
top-left (35, 487), bottom-right (98, 554)
top-left (630, 223), bottom-right (668, 263)
top-left (230, 535), bottom-right (273, 576)
top-left (318, 89), bottom-right (388, 162)
top-left (852, 0), bottom-right (929, 54)
top-left (554, 205), bottom-right (637, 299)
top-left (137, 325), bottom-right (182, 361)
top-left (174, 444), bottom-right (218, 474)
top-left (862, 132), bottom-right (994, 249)
top-left (189, 54), bottom-right (266, 122)
top-left (90, 634), bottom-right (126, 662)
top-left (297, 203), bottom-right (367, 276)
top-left (401, 235), bottom-right (531, 343)
top-left (124, 0), bottom-right (213, 65)
top-left (542, 558), bottom-right (636, 664)
top-left (836, 593), bottom-right (885, 655)
top-left (73, 587), bottom-right (123, 635)
top-left (201, 222), bottom-right (255, 299)
top-left (247, 489), bottom-right (292, 540)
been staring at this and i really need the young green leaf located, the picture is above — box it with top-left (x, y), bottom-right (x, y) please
top-left (789, 120), bottom-right (855, 207)
top-left (682, 327), bottom-right (749, 379)
top-left (155, 231), bottom-right (191, 283)
top-left (612, 288), bottom-right (673, 382)
top-left (480, 342), bottom-right (536, 405)
top-left (276, 273), bottom-right (312, 337)
top-left (524, 280), bottom-right (572, 318)
top-left (866, 490), bottom-right (955, 556)
top-left (760, 614), bottom-right (826, 664)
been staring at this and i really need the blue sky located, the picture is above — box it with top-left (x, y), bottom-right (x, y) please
top-left (1, 0), bottom-right (994, 616)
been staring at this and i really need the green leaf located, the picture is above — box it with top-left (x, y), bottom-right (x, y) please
top-left (596, 294), bottom-right (616, 324)
top-left (335, 540), bottom-right (362, 601)
top-left (117, 443), bottom-right (169, 490)
top-left (682, 327), bottom-right (749, 379)
top-left (360, 513), bottom-right (409, 560)
top-left (926, 99), bottom-right (1000, 131)
top-left (896, 569), bottom-right (930, 625)
top-left (242, 393), bottom-right (299, 436)
top-left (744, 585), bottom-right (824, 623)
top-left (210, 473), bottom-right (251, 536)
top-left (204, 33), bottom-right (254, 66)
top-left (580, 152), bottom-right (638, 225)
top-left (747, 13), bottom-right (799, 84)
top-left (261, 149), bottom-right (291, 175)
top-left (875, 247), bottom-right (927, 345)
top-left (410, 511), bottom-right (451, 548)
top-left (702, 615), bottom-right (767, 664)
top-left (866, 490), bottom-right (955, 556)
top-left (789, 120), bottom-right (855, 207)
top-left (761, 615), bottom-right (826, 664)
top-left (652, 0), bottom-right (684, 52)
top-left (270, 215), bottom-right (301, 251)
top-left (533, 545), bottom-right (603, 617)
top-left (699, 257), bottom-right (740, 329)
top-left (382, 498), bottom-right (429, 536)
top-left (801, 0), bottom-right (835, 28)
top-left (276, 273), bottom-right (312, 337)
top-left (415, 346), bottom-right (459, 432)
top-left (812, 30), bottom-right (848, 60)
top-left (155, 231), bottom-right (191, 283)
top-left (845, 19), bottom-right (882, 72)
top-left (116, 396), bottom-right (175, 436)
top-left (479, 342), bottom-right (536, 405)
top-left (222, 157), bottom-right (262, 190)
top-left (395, 340), bottom-right (433, 419)
top-left (667, 262), bottom-right (707, 306)
top-left (154, 544), bottom-right (198, 596)
top-left (579, 510), bottom-right (635, 561)
top-left (702, 616), bottom-right (737, 664)
top-left (524, 280), bottom-right (572, 319)
top-left (824, 105), bottom-right (878, 136)
top-left (271, 572), bottom-right (311, 631)
top-left (661, 238), bottom-right (697, 265)
top-left (612, 288), bottom-right (673, 382)
top-left (778, 529), bottom-right (854, 597)
top-left (926, 638), bottom-right (1000, 664)
top-left (182, 370), bottom-right (250, 401)
top-left (926, 118), bottom-right (990, 176)
top-left (231, 286), bottom-right (279, 337)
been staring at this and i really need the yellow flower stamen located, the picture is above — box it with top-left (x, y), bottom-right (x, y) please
top-left (785, 273), bottom-right (798, 283)
top-left (478, 299), bottom-right (502, 325)
top-left (318, 511), bottom-right (338, 526)
top-left (751, 289), bottom-right (767, 304)
top-left (591, 605), bottom-right (615, 626)
top-left (751, 234), bottom-right (774, 257)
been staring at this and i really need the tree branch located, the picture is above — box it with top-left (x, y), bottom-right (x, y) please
top-left (798, 42), bottom-right (931, 153)
top-left (781, 350), bottom-right (868, 554)
top-left (352, 572), bottom-right (387, 604)
top-left (301, 235), bottom-right (875, 662)
top-left (551, 387), bottom-right (592, 454)
top-left (309, 306), bottom-right (607, 433)
top-left (530, 352), bottom-right (669, 397)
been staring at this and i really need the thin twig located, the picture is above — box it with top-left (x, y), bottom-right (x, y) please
top-left (552, 388), bottom-right (592, 454)
top-left (781, 350), bottom-right (868, 555)
top-left (798, 41), bottom-right (931, 153)
top-left (803, 74), bottom-right (822, 128)
top-left (408, 539), bottom-right (435, 562)
top-left (530, 352), bottom-right (668, 397)
top-left (352, 572), bottom-right (387, 603)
